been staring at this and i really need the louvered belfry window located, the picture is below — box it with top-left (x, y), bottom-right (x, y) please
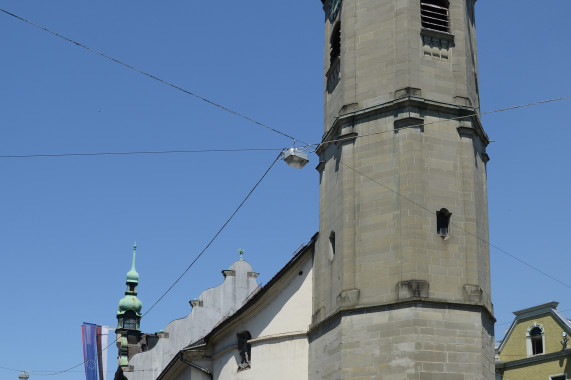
top-left (421, 0), bottom-right (449, 33)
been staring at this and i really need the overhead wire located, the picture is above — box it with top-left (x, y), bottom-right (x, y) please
top-left (142, 151), bottom-right (282, 317)
top-left (317, 95), bottom-right (571, 290)
top-left (1, 95), bottom-right (569, 161)
top-left (2, 152), bottom-right (282, 377)
top-left (338, 160), bottom-right (571, 290)
top-left (317, 95), bottom-right (571, 149)
top-left (1, 6), bottom-right (569, 373)
top-left (0, 8), bottom-right (568, 153)
top-left (0, 147), bottom-right (283, 159)
top-left (1, 94), bottom-right (569, 372)
top-left (0, 8), bottom-right (308, 146)
top-left (4, 302), bottom-right (569, 375)
top-left (495, 308), bottom-right (571, 326)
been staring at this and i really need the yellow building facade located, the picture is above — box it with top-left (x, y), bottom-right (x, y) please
top-left (496, 302), bottom-right (571, 380)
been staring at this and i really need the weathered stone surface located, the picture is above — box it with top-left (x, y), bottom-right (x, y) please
top-left (312, 0), bottom-right (493, 378)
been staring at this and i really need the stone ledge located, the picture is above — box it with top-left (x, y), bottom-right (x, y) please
top-left (496, 348), bottom-right (571, 369)
top-left (421, 28), bottom-right (455, 42)
top-left (319, 96), bottom-right (489, 149)
top-left (394, 117), bottom-right (424, 133)
top-left (156, 331), bottom-right (170, 338)
top-left (395, 87), bottom-right (422, 99)
top-left (337, 289), bottom-right (360, 308)
top-left (463, 284), bottom-right (483, 303)
top-left (309, 298), bottom-right (496, 335)
top-left (222, 269), bottom-right (235, 277)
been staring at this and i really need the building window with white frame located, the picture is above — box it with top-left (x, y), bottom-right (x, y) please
top-left (526, 324), bottom-right (545, 356)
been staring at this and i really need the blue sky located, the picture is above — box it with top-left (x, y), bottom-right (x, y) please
top-left (0, 0), bottom-right (570, 378)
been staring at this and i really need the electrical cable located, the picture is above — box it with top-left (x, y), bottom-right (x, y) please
top-left (0, 95), bottom-right (566, 161)
top-left (338, 160), bottom-right (571, 290)
top-left (495, 308), bottom-right (571, 326)
top-left (2, 152), bottom-right (281, 377)
top-left (143, 152), bottom-right (281, 317)
top-left (0, 366), bottom-right (196, 374)
top-left (5, 302), bottom-right (568, 375)
top-left (0, 8), bottom-right (308, 145)
top-left (0, 93), bottom-right (564, 161)
top-left (0, 9), bottom-right (568, 152)
top-left (0, 7), bottom-right (568, 371)
top-left (2, 141), bottom-right (570, 373)
top-left (316, 95), bottom-right (571, 149)
top-left (0, 147), bottom-right (283, 159)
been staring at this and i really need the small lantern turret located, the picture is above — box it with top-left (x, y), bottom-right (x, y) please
top-left (115, 243), bottom-right (143, 368)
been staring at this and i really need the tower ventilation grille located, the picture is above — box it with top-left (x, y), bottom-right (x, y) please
top-left (421, 1), bottom-right (449, 33)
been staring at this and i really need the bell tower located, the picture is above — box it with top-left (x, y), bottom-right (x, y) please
top-left (310, 0), bottom-right (494, 378)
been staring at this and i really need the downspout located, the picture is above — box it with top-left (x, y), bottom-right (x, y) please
top-left (178, 353), bottom-right (213, 380)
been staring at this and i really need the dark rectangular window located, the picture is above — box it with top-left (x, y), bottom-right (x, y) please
top-left (330, 22), bottom-right (341, 64)
top-left (436, 208), bottom-right (451, 238)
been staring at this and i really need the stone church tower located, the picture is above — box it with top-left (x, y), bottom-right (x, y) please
top-left (310, 0), bottom-right (495, 378)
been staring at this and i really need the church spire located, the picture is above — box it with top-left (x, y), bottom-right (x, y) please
top-left (118, 243), bottom-right (142, 316)
top-left (125, 242), bottom-right (139, 289)
top-left (116, 243), bottom-right (143, 367)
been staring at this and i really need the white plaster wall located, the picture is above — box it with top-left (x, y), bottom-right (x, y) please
top-left (216, 337), bottom-right (309, 380)
top-left (211, 254), bottom-right (313, 380)
top-left (176, 365), bottom-right (211, 380)
top-left (125, 260), bottom-right (259, 380)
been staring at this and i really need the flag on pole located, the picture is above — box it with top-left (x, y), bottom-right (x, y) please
top-left (82, 323), bottom-right (99, 380)
top-left (82, 323), bottom-right (110, 380)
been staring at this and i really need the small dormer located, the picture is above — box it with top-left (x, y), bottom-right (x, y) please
top-left (495, 302), bottom-right (571, 379)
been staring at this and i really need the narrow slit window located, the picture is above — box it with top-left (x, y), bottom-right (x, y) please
top-left (329, 231), bottom-right (336, 260)
top-left (436, 208), bottom-right (451, 238)
top-left (421, 0), bottom-right (450, 33)
top-left (330, 22), bottom-right (341, 65)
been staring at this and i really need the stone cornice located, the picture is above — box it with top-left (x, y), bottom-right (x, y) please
top-left (514, 301), bottom-right (559, 317)
top-left (248, 331), bottom-right (307, 345)
top-left (317, 97), bottom-right (488, 156)
top-left (308, 298), bottom-right (495, 336)
top-left (421, 28), bottom-right (455, 42)
top-left (496, 348), bottom-right (571, 370)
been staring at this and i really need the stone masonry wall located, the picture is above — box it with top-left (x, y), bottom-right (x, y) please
top-left (310, 304), bottom-right (495, 379)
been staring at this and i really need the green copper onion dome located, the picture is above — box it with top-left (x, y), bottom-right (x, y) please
top-left (117, 243), bottom-right (143, 317)
top-left (118, 294), bottom-right (142, 315)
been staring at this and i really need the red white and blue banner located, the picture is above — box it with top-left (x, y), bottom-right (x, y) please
top-left (82, 323), bottom-right (109, 380)
top-left (97, 325), bottom-right (109, 380)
